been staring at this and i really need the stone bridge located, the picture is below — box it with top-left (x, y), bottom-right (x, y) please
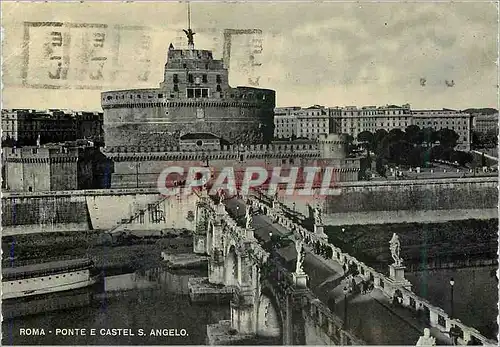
top-left (190, 188), bottom-right (497, 345)
top-left (190, 188), bottom-right (362, 345)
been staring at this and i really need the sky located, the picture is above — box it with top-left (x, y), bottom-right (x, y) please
top-left (1, 1), bottom-right (498, 111)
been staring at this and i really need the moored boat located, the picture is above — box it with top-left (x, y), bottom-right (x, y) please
top-left (2, 258), bottom-right (100, 300)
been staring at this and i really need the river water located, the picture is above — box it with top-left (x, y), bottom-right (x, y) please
top-left (2, 267), bottom-right (230, 345)
top-left (406, 265), bottom-right (498, 339)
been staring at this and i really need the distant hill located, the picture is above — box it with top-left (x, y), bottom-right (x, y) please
top-left (463, 108), bottom-right (498, 115)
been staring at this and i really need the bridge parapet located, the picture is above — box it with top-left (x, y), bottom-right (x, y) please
top-left (250, 193), bottom-right (497, 346)
top-left (300, 291), bottom-right (365, 345)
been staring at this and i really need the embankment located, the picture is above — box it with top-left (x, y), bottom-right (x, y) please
top-left (2, 189), bottom-right (198, 236)
top-left (2, 177), bottom-right (497, 235)
top-left (281, 177), bottom-right (498, 225)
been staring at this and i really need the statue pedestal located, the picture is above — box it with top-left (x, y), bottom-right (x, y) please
top-left (245, 227), bottom-right (255, 240)
top-left (388, 264), bottom-right (412, 290)
top-left (293, 272), bottom-right (308, 289)
top-left (314, 225), bottom-right (328, 241)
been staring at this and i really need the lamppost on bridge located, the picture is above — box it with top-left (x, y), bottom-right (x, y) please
top-left (343, 286), bottom-right (349, 330)
top-left (449, 277), bottom-right (455, 318)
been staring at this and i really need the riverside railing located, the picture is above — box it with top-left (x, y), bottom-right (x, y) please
top-left (250, 192), bottom-right (497, 346)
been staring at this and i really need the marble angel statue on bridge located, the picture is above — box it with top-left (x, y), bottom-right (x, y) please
top-left (295, 239), bottom-right (305, 274)
top-left (245, 210), bottom-right (253, 230)
top-left (313, 207), bottom-right (323, 226)
top-left (389, 233), bottom-right (403, 266)
top-left (217, 189), bottom-right (225, 205)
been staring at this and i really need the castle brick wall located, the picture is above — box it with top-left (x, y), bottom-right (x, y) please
top-left (102, 92), bottom-right (275, 148)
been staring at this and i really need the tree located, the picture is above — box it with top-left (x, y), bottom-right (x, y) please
top-left (375, 155), bottom-right (387, 177)
top-left (404, 125), bottom-right (423, 145)
top-left (357, 131), bottom-right (374, 156)
top-left (357, 131), bottom-right (374, 145)
top-left (388, 141), bottom-right (413, 165)
top-left (422, 127), bottom-right (435, 146)
top-left (408, 146), bottom-right (425, 167)
top-left (387, 129), bottom-right (405, 143)
top-left (430, 145), bottom-right (453, 161)
top-left (436, 128), bottom-right (459, 148)
top-left (374, 129), bottom-right (388, 152)
top-left (450, 151), bottom-right (473, 167)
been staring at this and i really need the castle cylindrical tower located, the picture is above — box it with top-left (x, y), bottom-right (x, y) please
top-left (101, 41), bottom-right (275, 150)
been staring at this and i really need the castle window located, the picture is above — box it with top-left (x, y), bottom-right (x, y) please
top-left (188, 74), bottom-right (194, 83)
top-left (187, 88), bottom-right (209, 98)
top-left (202, 74), bottom-right (207, 83)
top-left (173, 84), bottom-right (179, 92)
top-left (173, 74), bottom-right (178, 83)
top-left (216, 75), bottom-right (222, 84)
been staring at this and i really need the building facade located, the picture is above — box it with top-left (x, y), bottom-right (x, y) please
top-left (338, 104), bottom-right (412, 139)
top-left (411, 109), bottom-right (471, 151)
top-left (1, 109), bottom-right (103, 146)
top-left (274, 105), bottom-right (332, 140)
top-left (274, 106), bottom-right (301, 139)
top-left (472, 113), bottom-right (498, 134)
top-left (101, 43), bottom-right (275, 150)
top-left (275, 104), bottom-right (472, 151)
top-left (3, 142), bottom-right (107, 192)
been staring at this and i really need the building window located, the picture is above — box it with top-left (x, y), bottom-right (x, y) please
top-left (187, 88), bottom-right (209, 98)
top-left (173, 74), bottom-right (178, 83)
top-left (202, 74), bottom-right (207, 83)
top-left (216, 75), bottom-right (222, 84)
top-left (173, 84), bottom-right (179, 92)
top-left (188, 74), bottom-right (194, 83)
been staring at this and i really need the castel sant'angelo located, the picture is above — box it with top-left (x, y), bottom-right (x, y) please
top-left (101, 28), bottom-right (275, 148)
top-left (100, 23), bottom-right (361, 189)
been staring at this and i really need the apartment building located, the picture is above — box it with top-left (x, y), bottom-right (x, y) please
top-left (274, 105), bottom-right (331, 140)
top-left (274, 104), bottom-right (472, 150)
top-left (411, 109), bottom-right (471, 151)
top-left (1, 109), bottom-right (104, 146)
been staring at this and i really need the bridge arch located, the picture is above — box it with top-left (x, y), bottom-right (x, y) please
top-left (225, 244), bottom-right (239, 286)
top-left (206, 219), bottom-right (214, 255)
top-left (255, 273), bottom-right (288, 342)
top-left (256, 288), bottom-right (283, 339)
